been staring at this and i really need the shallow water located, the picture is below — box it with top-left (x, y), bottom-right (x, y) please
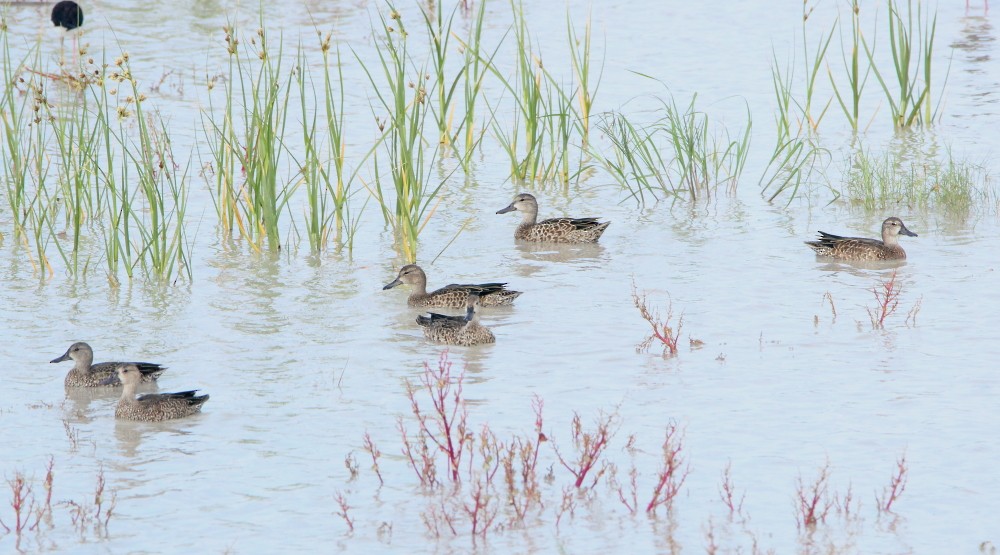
top-left (1, 1), bottom-right (999, 553)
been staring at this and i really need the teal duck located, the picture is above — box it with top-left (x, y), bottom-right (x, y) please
top-left (100, 364), bottom-right (209, 422)
top-left (806, 217), bottom-right (917, 261)
top-left (383, 264), bottom-right (521, 308)
top-left (416, 294), bottom-right (496, 346)
top-left (496, 193), bottom-right (610, 243)
top-left (51, 341), bottom-right (166, 387)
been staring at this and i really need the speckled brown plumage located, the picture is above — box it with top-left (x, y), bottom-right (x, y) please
top-left (51, 342), bottom-right (166, 387)
top-left (416, 295), bottom-right (496, 346)
top-left (805, 217), bottom-right (917, 261)
top-left (496, 193), bottom-right (610, 243)
top-left (383, 264), bottom-right (522, 308)
top-left (104, 364), bottom-right (209, 422)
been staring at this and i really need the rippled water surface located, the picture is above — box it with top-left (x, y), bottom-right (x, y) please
top-left (1, 1), bottom-right (999, 553)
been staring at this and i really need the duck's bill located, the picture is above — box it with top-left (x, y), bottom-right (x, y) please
top-left (382, 278), bottom-right (402, 290)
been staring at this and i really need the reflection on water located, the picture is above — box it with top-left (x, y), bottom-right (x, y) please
top-left (512, 241), bottom-right (606, 266)
top-left (952, 13), bottom-right (995, 69)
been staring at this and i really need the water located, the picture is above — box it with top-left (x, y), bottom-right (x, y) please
top-left (1, 1), bottom-right (999, 553)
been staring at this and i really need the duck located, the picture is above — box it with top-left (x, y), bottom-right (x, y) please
top-left (51, 341), bottom-right (166, 387)
top-left (100, 364), bottom-right (209, 422)
top-left (496, 193), bottom-right (610, 243)
top-left (805, 217), bottom-right (917, 261)
top-left (416, 294), bottom-right (495, 346)
top-left (383, 264), bottom-right (521, 308)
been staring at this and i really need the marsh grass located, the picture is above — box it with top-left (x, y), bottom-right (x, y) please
top-left (490, 2), bottom-right (592, 186)
top-left (800, 3), bottom-right (835, 132)
top-left (829, 0), bottom-right (872, 131)
top-left (358, 8), bottom-right (448, 263)
top-left (451, 1), bottom-right (499, 168)
top-left (760, 54), bottom-right (830, 203)
top-left (205, 23), bottom-right (295, 253)
top-left (422, 1), bottom-right (461, 150)
top-left (843, 147), bottom-right (987, 210)
top-left (568, 14), bottom-right (600, 145)
top-left (297, 36), bottom-right (370, 253)
top-left (600, 94), bottom-right (751, 203)
top-left (863, 0), bottom-right (943, 128)
top-left (1, 22), bottom-right (190, 284)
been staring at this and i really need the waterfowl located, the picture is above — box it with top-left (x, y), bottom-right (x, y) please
top-left (416, 294), bottom-right (495, 346)
top-left (383, 264), bottom-right (522, 308)
top-left (51, 341), bottom-right (166, 387)
top-left (101, 364), bottom-right (209, 422)
top-left (805, 217), bottom-right (917, 261)
top-left (496, 193), bottom-right (610, 243)
top-left (51, 1), bottom-right (84, 31)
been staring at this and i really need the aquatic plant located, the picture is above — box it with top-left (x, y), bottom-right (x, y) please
top-left (568, 13), bottom-right (600, 144)
top-left (552, 410), bottom-right (616, 489)
top-left (842, 147), bottom-right (986, 210)
top-left (421, 1), bottom-right (462, 150)
top-left (296, 37), bottom-right (369, 254)
top-left (862, 0), bottom-right (943, 127)
top-left (829, 0), bottom-right (872, 131)
top-left (875, 453), bottom-right (908, 514)
top-left (362, 432), bottom-right (385, 487)
top-left (799, 1), bottom-right (835, 132)
top-left (450, 0), bottom-right (496, 167)
top-left (645, 423), bottom-right (689, 515)
top-left (358, 7), bottom-right (447, 262)
top-left (0, 458), bottom-right (116, 550)
top-left (760, 52), bottom-right (830, 203)
top-left (600, 94), bottom-right (751, 203)
top-left (866, 270), bottom-right (902, 329)
top-left (490, 2), bottom-right (594, 186)
top-left (631, 280), bottom-right (684, 356)
top-left (399, 351), bottom-right (470, 485)
top-left (204, 22), bottom-right (295, 253)
top-left (102, 55), bottom-right (192, 283)
top-left (795, 463), bottom-right (833, 530)
top-left (718, 462), bottom-right (746, 520)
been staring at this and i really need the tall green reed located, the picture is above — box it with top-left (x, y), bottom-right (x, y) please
top-left (452, 0), bottom-right (497, 167)
top-left (567, 13), bottom-right (600, 145)
top-left (599, 94), bottom-right (751, 203)
top-left (862, 0), bottom-right (941, 128)
top-left (760, 53), bottom-right (828, 203)
top-left (491, 3), bottom-right (592, 186)
top-left (297, 34), bottom-right (370, 254)
top-left (205, 23), bottom-right (295, 253)
top-left (800, 2), bottom-right (834, 132)
top-left (358, 7), bottom-right (446, 262)
top-left (81, 54), bottom-right (191, 284)
top-left (829, 0), bottom-right (871, 131)
top-left (422, 1), bottom-right (461, 149)
top-left (0, 25), bottom-right (39, 242)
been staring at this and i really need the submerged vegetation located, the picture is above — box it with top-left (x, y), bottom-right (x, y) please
top-left (0, 1), bottom-right (994, 281)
